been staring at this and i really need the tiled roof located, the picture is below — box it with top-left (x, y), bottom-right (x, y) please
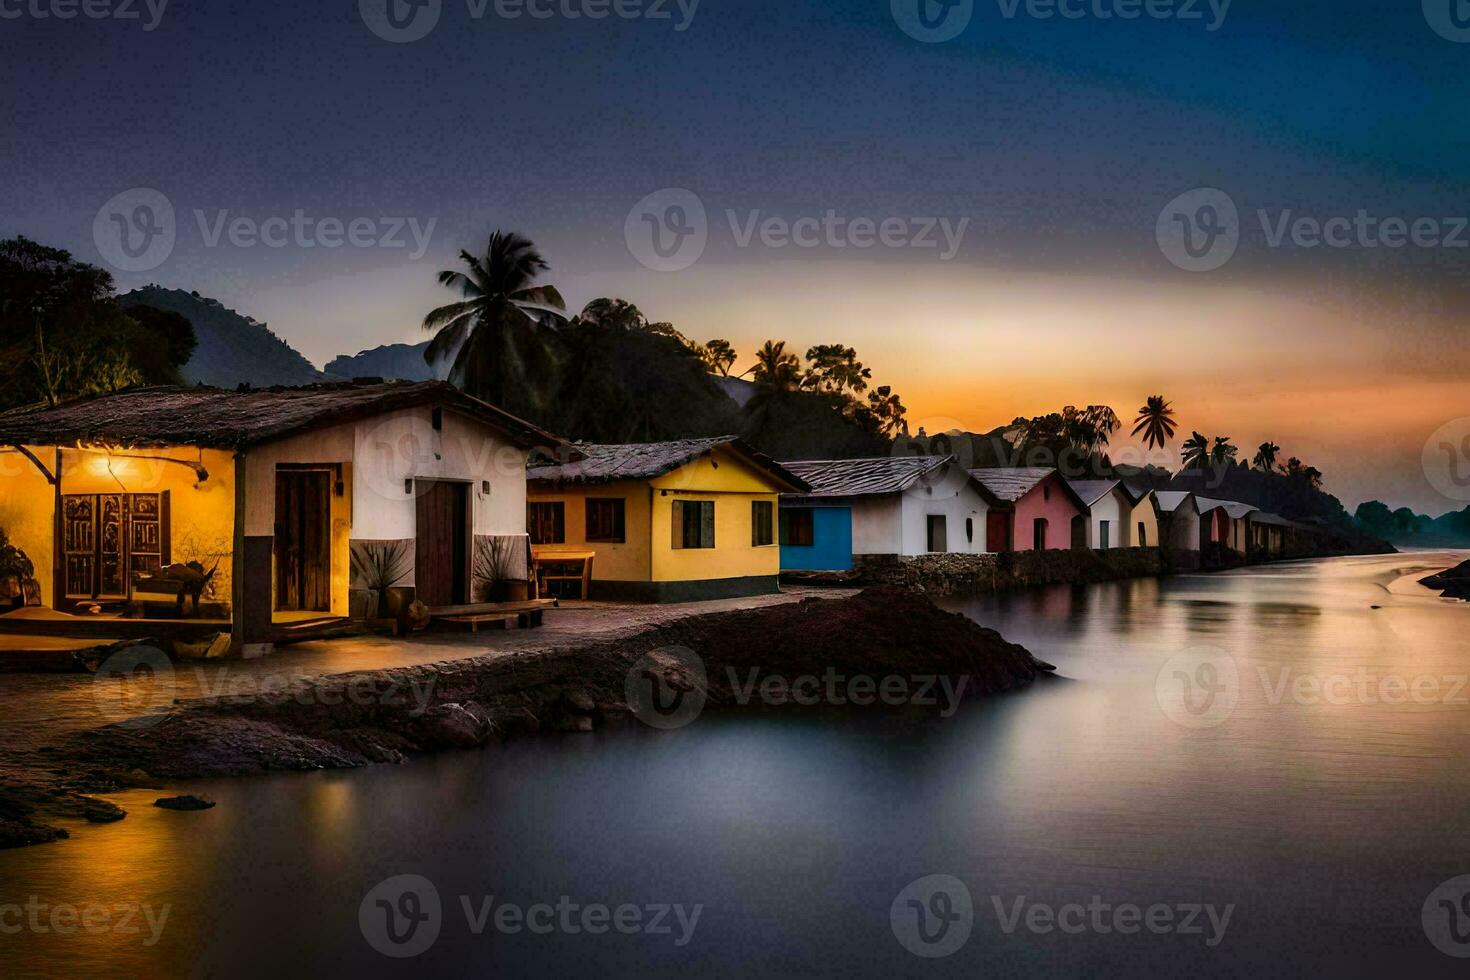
top-left (528, 436), bottom-right (807, 491)
top-left (969, 467), bottom-right (1056, 502)
top-left (781, 455), bottom-right (949, 497)
top-left (1066, 479), bottom-right (1122, 507)
top-left (0, 381), bottom-right (560, 450)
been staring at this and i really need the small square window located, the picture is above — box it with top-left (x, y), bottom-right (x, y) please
top-left (586, 498), bottom-right (626, 543)
top-left (751, 500), bottom-right (774, 546)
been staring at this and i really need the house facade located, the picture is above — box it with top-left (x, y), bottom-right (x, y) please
top-left (1066, 479), bottom-right (1138, 549)
top-left (1123, 483), bottom-right (1161, 550)
top-left (525, 437), bottom-right (807, 602)
top-left (0, 381), bottom-right (552, 655)
top-left (970, 468), bottom-right (1088, 551)
top-left (779, 456), bottom-right (1004, 569)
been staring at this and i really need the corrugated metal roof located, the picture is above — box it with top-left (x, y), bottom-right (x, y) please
top-left (1195, 496), bottom-right (1257, 519)
top-left (969, 467), bottom-right (1055, 502)
top-left (1154, 491), bottom-right (1194, 513)
top-left (527, 436), bottom-right (806, 491)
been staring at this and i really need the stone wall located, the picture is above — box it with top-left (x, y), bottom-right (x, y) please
top-left (849, 547), bottom-right (1165, 597)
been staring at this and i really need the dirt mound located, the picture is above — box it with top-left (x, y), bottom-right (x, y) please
top-left (51, 588), bottom-right (1049, 816)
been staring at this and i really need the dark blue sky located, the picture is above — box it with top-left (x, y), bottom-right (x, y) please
top-left (3, 0), bottom-right (1469, 509)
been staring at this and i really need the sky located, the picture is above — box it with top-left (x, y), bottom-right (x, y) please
top-left (3, 0), bottom-right (1469, 513)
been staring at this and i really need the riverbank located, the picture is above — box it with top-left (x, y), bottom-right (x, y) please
top-left (0, 587), bottom-right (1050, 849)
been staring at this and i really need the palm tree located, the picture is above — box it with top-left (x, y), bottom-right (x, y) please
top-left (1253, 441), bottom-right (1281, 472)
top-left (744, 340), bottom-right (802, 392)
top-left (423, 231), bottom-right (566, 412)
top-left (1131, 395), bottom-right (1177, 450)
top-left (703, 339), bottom-right (737, 376)
top-left (1210, 436), bottom-right (1238, 468)
top-left (1181, 431), bottom-right (1210, 470)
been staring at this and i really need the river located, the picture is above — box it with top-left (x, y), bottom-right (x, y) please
top-left (2, 552), bottom-right (1469, 977)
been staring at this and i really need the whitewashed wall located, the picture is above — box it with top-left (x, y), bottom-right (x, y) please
top-left (1085, 490), bottom-right (1124, 549)
top-left (898, 474), bottom-right (992, 555)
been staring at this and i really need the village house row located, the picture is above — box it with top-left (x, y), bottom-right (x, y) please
top-left (0, 380), bottom-right (1296, 655)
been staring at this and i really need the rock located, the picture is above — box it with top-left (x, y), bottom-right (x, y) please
top-left (573, 716), bottom-right (593, 732)
top-left (171, 632), bottom-right (231, 661)
top-left (81, 798), bottom-right (126, 823)
top-left (417, 703), bottom-right (491, 748)
top-left (564, 690), bottom-right (596, 713)
top-left (153, 795), bottom-right (215, 811)
top-left (1421, 561), bottom-right (1470, 600)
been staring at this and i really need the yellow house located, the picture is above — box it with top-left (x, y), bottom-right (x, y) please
top-left (526, 437), bottom-right (809, 602)
top-left (0, 381), bottom-right (557, 655)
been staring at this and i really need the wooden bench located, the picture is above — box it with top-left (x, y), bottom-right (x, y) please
top-left (427, 599), bottom-right (557, 632)
top-left (531, 551), bottom-right (595, 600)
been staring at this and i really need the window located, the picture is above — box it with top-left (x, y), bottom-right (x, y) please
top-left (528, 501), bottom-right (565, 544)
top-left (751, 500), bottom-right (774, 546)
top-left (586, 498), bottom-right (625, 543)
top-left (927, 514), bottom-right (947, 553)
top-left (965, 517), bottom-right (974, 543)
top-left (780, 508), bottom-right (814, 547)
top-left (1033, 517), bottom-right (1048, 550)
top-left (1138, 522), bottom-right (1147, 548)
top-left (1099, 520), bottom-right (1110, 549)
top-left (672, 500), bottom-right (715, 549)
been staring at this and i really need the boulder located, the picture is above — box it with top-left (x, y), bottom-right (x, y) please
top-left (417, 702), bottom-right (492, 748)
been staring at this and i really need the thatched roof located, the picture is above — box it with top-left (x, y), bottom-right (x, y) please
top-left (0, 381), bottom-right (561, 450)
top-left (528, 437), bottom-right (808, 492)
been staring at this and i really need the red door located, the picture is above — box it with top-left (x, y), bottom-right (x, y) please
top-left (986, 511), bottom-right (1011, 553)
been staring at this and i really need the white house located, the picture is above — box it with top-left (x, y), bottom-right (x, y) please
top-left (780, 455), bottom-right (1006, 565)
top-left (1066, 479), bottom-right (1136, 549)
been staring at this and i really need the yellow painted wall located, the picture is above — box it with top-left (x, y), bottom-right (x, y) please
top-left (529, 445), bottom-right (788, 584)
top-left (1130, 494), bottom-right (1161, 550)
top-left (648, 446), bottom-right (785, 582)
top-left (0, 445), bottom-right (237, 608)
top-left (527, 481), bottom-right (652, 581)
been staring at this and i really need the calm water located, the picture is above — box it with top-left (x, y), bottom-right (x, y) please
top-left (4, 552), bottom-right (1470, 977)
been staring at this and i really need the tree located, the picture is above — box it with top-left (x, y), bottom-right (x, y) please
top-left (745, 340), bottom-right (802, 392)
top-left (1210, 436), bottom-right (1238, 468)
top-left (423, 231), bottom-right (566, 414)
top-left (1253, 441), bottom-right (1281, 473)
top-left (702, 339), bottom-right (736, 376)
top-left (0, 236), bottom-right (196, 408)
top-left (802, 344), bottom-right (871, 396)
top-left (1355, 500), bottom-right (1394, 536)
top-left (1181, 431), bottom-right (1210, 470)
top-left (1281, 457), bottom-right (1324, 490)
top-left (1131, 395), bottom-right (1177, 450)
top-left (862, 385), bottom-right (907, 437)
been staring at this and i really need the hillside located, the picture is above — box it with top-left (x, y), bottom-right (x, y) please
top-left (325, 341), bottom-right (440, 382)
top-left (120, 286), bottom-right (325, 388)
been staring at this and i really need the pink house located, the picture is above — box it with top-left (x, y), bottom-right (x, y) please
top-left (970, 468), bottom-right (1089, 551)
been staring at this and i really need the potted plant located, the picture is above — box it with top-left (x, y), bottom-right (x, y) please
top-left (349, 540), bottom-right (413, 620)
top-left (0, 529), bottom-right (36, 611)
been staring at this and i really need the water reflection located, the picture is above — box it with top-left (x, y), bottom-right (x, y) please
top-left (2, 553), bottom-right (1469, 977)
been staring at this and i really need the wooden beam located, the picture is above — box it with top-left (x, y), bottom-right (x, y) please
top-left (8, 444), bottom-right (57, 485)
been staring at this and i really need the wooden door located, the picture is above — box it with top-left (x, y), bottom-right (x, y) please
top-left (275, 470), bottom-right (331, 612)
top-left (415, 480), bottom-right (469, 607)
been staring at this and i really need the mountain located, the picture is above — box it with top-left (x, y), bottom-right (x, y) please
top-left (326, 341), bottom-right (441, 382)
top-left (1355, 501), bottom-right (1470, 545)
top-left (120, 286), bottom-right (326, 387)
